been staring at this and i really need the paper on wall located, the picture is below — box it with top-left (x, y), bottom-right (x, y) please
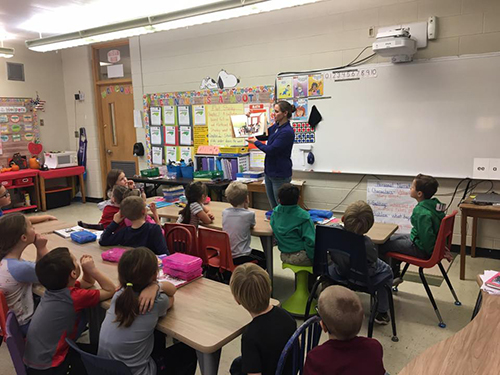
top-left (150, 126), bottom-right (162, 145)
top-left (150, 107), bottom-right (161, 126)
top-left (178, 106), bottom-right (191, 125)
top-left (163, 106), bottom-right (176, 125)
top-left (179, 147), bottom-right (193, 162)
top-left (179, 126), bottom-right (192, 146)
top-left (164, 126), bottom-right (176, 145)
top-left (165, 146), bottom-right (178, 163)
top-left (134, 109), bottom-right (143, 128)
top-left (107, 64), bottom-right (124, 78)
top-left (193, 105), bottom-right (206, 125)
top-left (152, 146), bottom-right (163, 165)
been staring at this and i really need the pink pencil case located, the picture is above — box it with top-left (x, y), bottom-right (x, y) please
top-left (101, 248), bottom-right (127, 262)
top-left (162, 253), bottom-right (202, 273)
top-left (163, 266), bottom-right (202, 281)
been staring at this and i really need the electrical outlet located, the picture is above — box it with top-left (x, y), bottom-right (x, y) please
top-left (489, 158), bottom-right (500, 180)
top-left (473, 158), bottom-right (490, 179)
top-left (40, 119), bottom-right (44, 126)
top-left (368, 26), bottom-right (375, 38)
top-left (74, 131), bottom-right (79, 138)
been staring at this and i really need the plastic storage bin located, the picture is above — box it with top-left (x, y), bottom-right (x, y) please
top-left (167, 164), bottom-right (181, 178)
top-left (140, 167), bottom-right (159, 178)
top-left (180, 165), bottom-right (194, 179)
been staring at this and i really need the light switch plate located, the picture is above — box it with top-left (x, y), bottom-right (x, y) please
top-left (473, 158), bottom-right (490, 179)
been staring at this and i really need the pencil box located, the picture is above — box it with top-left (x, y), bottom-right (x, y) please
top-left (101, 248), bottom-right (127, 262)
top-left (162, 253), bottom-right (202, 273)
top-left (163, 266), bottom-right (202, 281)
top-left (70, 230), bottom-right (97, 244)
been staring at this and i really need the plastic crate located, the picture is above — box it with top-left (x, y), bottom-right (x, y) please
top-left (140, 168), bottom-right (159, 178)
top-left (167, 164), bottom-right (181, 178)
top-left (180, 165), bottom-right (194, 179)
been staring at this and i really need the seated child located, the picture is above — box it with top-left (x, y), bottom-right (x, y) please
top-left (303, 285), bottom-right (386, 375)
top-left (330, 201), bottom-right (393, 325)
top-left (177, 181), bottom-right (214, 227)
top-left (24, 249), bottom-right (116, 374)
top-left (98, 247), bottom-right (196, 375)
top-left (229, 263), bottom-right (296, 375)
top-left (270, 183), bottom-right (315, 266)
top-left (0, 184), bottom-right (56, 223)
top-left (99, 196), bottom-right (168, 255)
top-left (97, 168), bottom-right (136, 211)
top-left (99, 185), bottom-right (129, 229)
top-left (0, 213), bottom-right (49, 335)
top-left (222, 181), bottom-right (266, 268)
top-left (379, 174), bottom-right (446, 283)
top-left (122, 188), bottom-right (161, 228)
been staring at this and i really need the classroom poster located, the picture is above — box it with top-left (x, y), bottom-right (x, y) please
top-left (293, 76), bottom-right (308, 98)
top-left (150, 126), bottom-right (163, 145)
top-left (293, 98), bottom-right (308, 121)
top-left (179, 146), bottom-right (193, 162)
top-left (178, 106), bottom-right (191, 125)
top-left (179, 126), bottom-right (193, 146)
top-left (206, 104), bottom-right (246, 147)
top-left (151, 146), bottom-right (163, 165)
top-left (150, 107), bottom-right (161, 125)
top-left (165, 146), bottom-right (178, 163)
top-left (0, 115), bottom-right (7, 123)
top-left (277, 76), bottom-right (293, 99)
top-left (308, 74), bottom-right (324, 97)
top-left (164, 126), bottom-right (177, 145)
top-left (193, 125), bottom-right (209, 153)
top-left (163, 106), bottom-right (176, 125)
top-left (193, 105), bottom-right (206, 125)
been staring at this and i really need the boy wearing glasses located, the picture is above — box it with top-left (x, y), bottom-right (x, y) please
top-left (304, 286), bottom-right (386, 375)
top-left (0, 185), bottom-right (56, 223)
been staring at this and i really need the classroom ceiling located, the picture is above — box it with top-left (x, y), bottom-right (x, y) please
top-left (0, 0), bottom-right (224, 41)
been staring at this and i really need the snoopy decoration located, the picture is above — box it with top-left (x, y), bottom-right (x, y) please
top-left (200, 69), bottom-right (240, 90)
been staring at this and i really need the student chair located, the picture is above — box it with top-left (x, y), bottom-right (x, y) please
top-left (275, 315), bottom-right (321, 375)
top-left (0, 290), bottom-right (8, 346)
top-left (281, 263), bottom-right (316, 317)
top-left (305, 225), bottom-right (398, 342)
top-left (5, 311), bottom-right (27, 375)
top-left (386, 211), bottom-right (461, 328)
top-left (164, 224), bottom-right (194, 255)
top-left (197, 227), bottom-right (234, 280)
top-left (66, 338), bottom-right (132, 375)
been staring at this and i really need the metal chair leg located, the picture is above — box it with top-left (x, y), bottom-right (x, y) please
top-left (471, 290), bottom-right (483, 321)
top-left (419, 267), bottom-right (446, 328)
top-left (385, 284), bottom-right (399, 342)
top-left (368, 294), bottom-right (378, 338)
top-left (437, 262), bottom-right (461, 306)
top-left (304, 277), bottom-right (322, 320)
top-left (400, 263), bottom-right (410, 279)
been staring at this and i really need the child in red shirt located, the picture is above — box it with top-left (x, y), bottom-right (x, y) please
top-left (99, 185), bottom-right (129, 229)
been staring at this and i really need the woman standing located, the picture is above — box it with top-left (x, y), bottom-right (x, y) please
top-left (247, 101), bottom-right (295, 208)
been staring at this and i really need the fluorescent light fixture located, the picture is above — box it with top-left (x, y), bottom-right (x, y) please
top-left (0, 47), bottom-right (15, 58)
top-left (26, 0), bottom-right (319, 52)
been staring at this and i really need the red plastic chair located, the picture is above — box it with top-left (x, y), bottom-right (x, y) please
top-left (386, 211), bottom-right (461, 328)
top-left (0, 290), bottom-right (8, 345)
top-left (164, 223), bottom-right (197, 256)
top-left (198, 227), bottom-right (236, 274)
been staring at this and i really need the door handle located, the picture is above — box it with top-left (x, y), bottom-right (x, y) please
top-left (107, 149), bottom-right (112, 155)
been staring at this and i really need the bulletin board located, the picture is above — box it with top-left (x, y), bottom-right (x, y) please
top-left (143, 86), bottom-right (274, 167)
top-left (0, 97), bottom-right (40, 169)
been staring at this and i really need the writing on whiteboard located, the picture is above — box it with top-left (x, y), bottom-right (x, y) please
top-left (367, 179), bottom-right (416, 234)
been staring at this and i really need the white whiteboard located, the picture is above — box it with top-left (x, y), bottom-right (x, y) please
top-left (288, 53), bottom-right (500, 178)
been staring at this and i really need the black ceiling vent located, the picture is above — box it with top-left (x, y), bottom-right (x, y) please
top-left (7, 62), bottom-right (25, 81)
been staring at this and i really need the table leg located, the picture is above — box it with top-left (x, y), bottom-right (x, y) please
top-left (460, 211), bottom-right (467, 280)
top-left (87, 305), bottom-right (106, 346)
top-left (260, 235), bottom-right (274, 290)
top-left (196, 349), bottom-right (221, 375)
top-left (79, 173), bottom-right (86, 203)
top-left (70, 176), bottom-right (76, 198)
top-left (471, 217), bottom-right (478, 258)
top-left (40, 176), bottom-right (47, 212)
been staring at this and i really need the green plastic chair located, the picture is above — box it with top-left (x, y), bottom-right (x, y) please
top-left (282, 263), bottom-right (317, 317)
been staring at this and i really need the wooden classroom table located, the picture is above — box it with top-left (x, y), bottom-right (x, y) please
top-left (399, 274), bottom-right (500, 375)
top-left (459, 200), bottom-right (500, 280)
top-left (153, 199), bottom-right (398, 287)
top-left (247, 180), bottom-right (306, 209)
top-left (32, 219), bottom-right (71, 234)
top-left (38, 166), bottom-right (86, 211)
top-left (24, 232), bottom-right (278, 375)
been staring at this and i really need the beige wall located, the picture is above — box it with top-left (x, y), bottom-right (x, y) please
top-left (0, 40), bottom-right (69, 151)
top-left (128, 0), bottom-right (500, 250)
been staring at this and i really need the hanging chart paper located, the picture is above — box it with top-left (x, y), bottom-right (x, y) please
top-left (206, 104), bottom-right (246, 147)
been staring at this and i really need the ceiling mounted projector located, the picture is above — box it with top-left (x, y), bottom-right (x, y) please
top-left (372, 28), bottom-right (417, 63)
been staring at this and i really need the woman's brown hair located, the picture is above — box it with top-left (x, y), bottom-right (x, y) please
top-left (276, 100), bottom-right (296, 119)
top-left (0, 213), bottom-right (28, 261)
top-left (115, 247), bottom-right (158, 328)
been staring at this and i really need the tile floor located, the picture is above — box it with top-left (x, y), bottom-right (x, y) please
top-left (1, 202), bottom-right (499, 374)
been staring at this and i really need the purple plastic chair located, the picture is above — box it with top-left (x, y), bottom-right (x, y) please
top-left (5, 311), bottom-right (27, 375)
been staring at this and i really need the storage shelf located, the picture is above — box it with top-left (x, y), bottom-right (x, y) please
top-left (3, 205), bottom-right (38, 214)
top-left (6, 183), bottom-right (34, 189)
top-left (46, 186), bottom-right (72, 194)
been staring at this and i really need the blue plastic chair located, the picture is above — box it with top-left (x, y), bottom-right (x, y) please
top-left (275, 315), bottom-right (321, 375)
top-left (5, 311), bottom-right (27, 375)
top-left (305, 225), bottom-right (398, 342)
top-left (66, 338), bottom-right (132, 375)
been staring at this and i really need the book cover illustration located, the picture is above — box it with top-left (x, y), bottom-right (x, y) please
top-left (293, 75), bottom-right (308, 98)
top-left (293, 98), bottom-right (308, 121)
top-left (277, 76), bottom-right (293, 99)
top-left (231, 114), bottom-right (265, 138)
top-left (308, 74), bottom-right (324, 97)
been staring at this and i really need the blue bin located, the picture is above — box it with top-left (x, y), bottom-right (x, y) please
top-left (167, 164), bottom-right (181, 178)
top-left (180, 165), bottom-right (194, 179)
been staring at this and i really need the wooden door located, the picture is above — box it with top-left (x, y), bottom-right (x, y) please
top-left (99, 84), bottom-right (137, 174)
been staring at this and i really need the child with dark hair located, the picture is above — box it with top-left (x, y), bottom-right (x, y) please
top-left (98, 247), bottom-right (196, 375)
top-left (270, 183), bottom-right (315, 266)
top-left (177, 181), bottom-right (214, 227)
top-left (24, 249), bottom-right (116, 374)
top-left (379, 174), bottom-right (446, 284)
top-left (0, 213), bottom-right (49, 335)
top-left (99, 185), bottom-right (130, 229)
top-left (0, 184), bottom-right (56, 222)
top-left (97, 168), bottom-right (136, 211)
top-left (99, 196), bottom-right (168, 255)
